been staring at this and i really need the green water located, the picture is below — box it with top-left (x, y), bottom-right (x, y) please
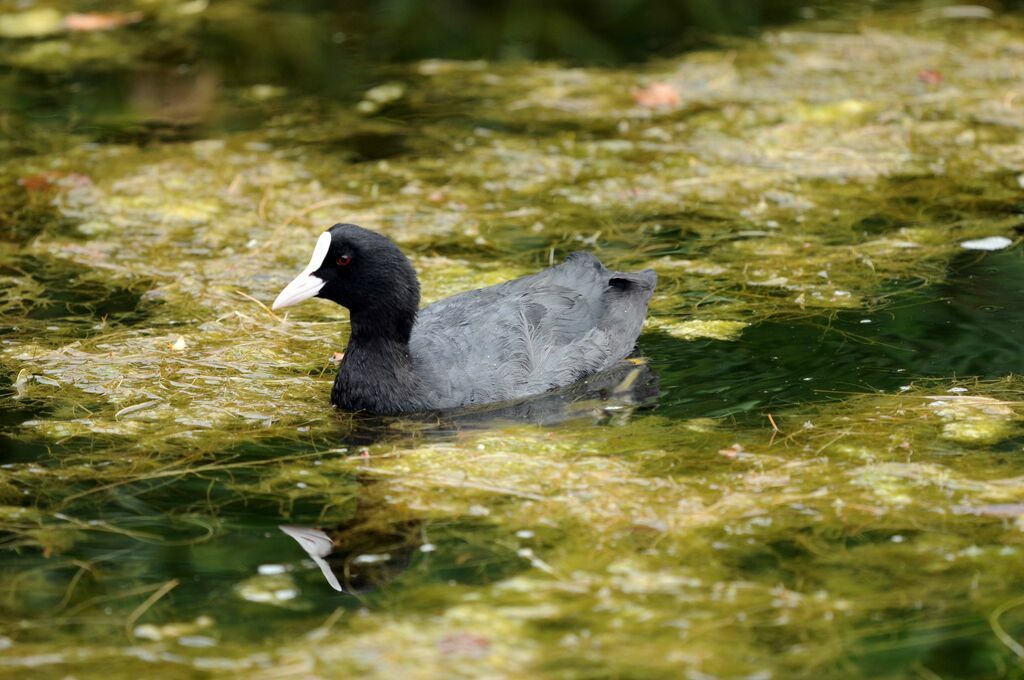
top-left (2, 2), bottom-right (1024, 678)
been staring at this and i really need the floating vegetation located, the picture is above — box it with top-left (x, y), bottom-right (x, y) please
top-left (646, 317), bottom-right (749, 341)
top-left (0, 3), bottom-right (1023, 678)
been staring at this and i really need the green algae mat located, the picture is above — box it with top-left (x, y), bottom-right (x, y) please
top-left (1, 2), bottom-right (1024, 678)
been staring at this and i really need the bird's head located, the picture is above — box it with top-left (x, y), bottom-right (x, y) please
top-left (272, 223), bottom-right (420, 319)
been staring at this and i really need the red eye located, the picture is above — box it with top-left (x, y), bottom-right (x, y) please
top-left (337, 255), bottom-right (352, 266)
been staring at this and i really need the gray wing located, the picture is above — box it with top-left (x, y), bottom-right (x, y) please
top-left (408, 252), bottom-right (656, 409)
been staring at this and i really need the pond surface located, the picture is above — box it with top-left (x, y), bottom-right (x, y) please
top-left (1, 2), bottom-right (1023, 678)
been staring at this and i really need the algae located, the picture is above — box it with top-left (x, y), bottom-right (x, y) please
top-left (1, 3), bottom-right (1024, 679)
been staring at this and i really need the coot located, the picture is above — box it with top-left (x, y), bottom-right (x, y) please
top-left (272, 223), bottom-right (656, 415)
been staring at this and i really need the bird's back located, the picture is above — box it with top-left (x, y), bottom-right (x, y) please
top-left (408, 252), bottom-right (656, 409)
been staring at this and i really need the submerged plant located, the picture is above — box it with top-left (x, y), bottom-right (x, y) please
top-left (0, 4), bottom-right (1023, 678)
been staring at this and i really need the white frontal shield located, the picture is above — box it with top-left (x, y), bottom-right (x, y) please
top-left (272, 232), bottom-right (332, 310)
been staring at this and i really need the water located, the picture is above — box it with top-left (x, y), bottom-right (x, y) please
top-left (1, 2), bottom-right (1024, 678)
top-left (648, 248), bottom-right (1024, 419)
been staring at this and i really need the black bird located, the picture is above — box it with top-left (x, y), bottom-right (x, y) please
top-left (272, 223), bottom-right (656, 415)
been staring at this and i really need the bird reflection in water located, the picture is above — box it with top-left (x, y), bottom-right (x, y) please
top-left (340, 357), bottom-right (660, 445)
top-left (280, 518), bottom-right (423, 593)
top-left (437, 357), bottom-right (659, 426)
top-left (281, 358), bottom-right (659, 592)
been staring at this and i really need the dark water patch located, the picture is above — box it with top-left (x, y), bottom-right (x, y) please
top-left (989, 435), bottom-right (1024, 455)
top-left (0, 0), bottom-right (852, 152)
top-left (353, 0), bottom-right (820, 63)
top-left (0, 181), bottom-right (79, 244)
top-left (280, 518), bottom-right (422, 594)
top-left (83, 121), bottom-right (209, 146)
top-left (854, 213), bottom-right (908, 236)
top-left (0, 376), bottom-right (47, 426)
top-left (848, 619), bottom-right (1012, 680)
top-left (40, 436), bottom-right (358, 513)
top-left (1, 255), bottom-right (153, 333)
top-left (730, 538), bottom-right (807, 585)
top-left (0, 500), bottom-right (528, 643)
top-left (5, 66), bottom-right (322, 144)
top-left (320, 131), bottom-right (411, 162)
top-left (630, 217), bottom-right (717, 251)
top-left (0, 381), bottom-right (100, 465)
top-left (645, 246), bottom-right (1024, 419)
top-left (282, 514), bottom-right (530, 597)
top-left (0, 417), bottom-right (54, 466)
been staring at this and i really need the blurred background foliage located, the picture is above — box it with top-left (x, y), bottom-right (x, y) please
top-left (221, 0), bottom-right (1024, 65)
top-left (7, 0), bottom-right (1024, 136)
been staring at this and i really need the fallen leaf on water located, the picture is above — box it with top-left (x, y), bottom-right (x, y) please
top-left (718, 443), bottom-right (744, 458)
top-left (18, 171), bottom-right (91, 193)
top-left (438, 632), bottom-right (491, 658)
top-left (63, 11), bottom-right (143, 32)
top-left (718, 443), bottom-right (760, 461)
top-left (632, 82), bottom-right (680, 108)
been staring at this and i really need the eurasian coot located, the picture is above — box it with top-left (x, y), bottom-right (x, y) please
top-left (272, 223), bottom-right (656, 415)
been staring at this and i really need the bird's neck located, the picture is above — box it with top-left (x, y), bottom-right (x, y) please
top-left (347, 305), bottom-right (415, 345)
top-left (331, 308), bottom-right (421, 414)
